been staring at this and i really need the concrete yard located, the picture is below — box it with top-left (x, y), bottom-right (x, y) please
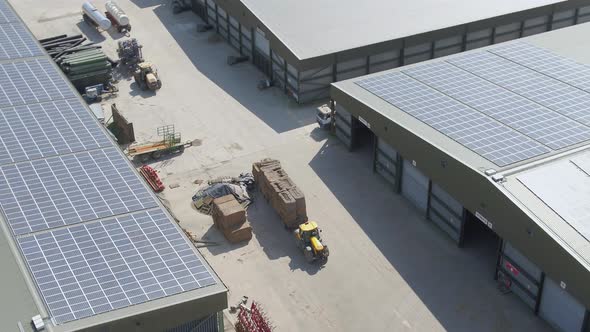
top-left (15, 1), bottom-right (554, 331)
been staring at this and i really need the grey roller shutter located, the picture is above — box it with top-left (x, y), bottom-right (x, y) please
top-left (335, 104), bottom-right (352, 149)
top-left (401, 159), bottom-right (429, 212)
top-left (539, 277), bottom-right (586, 332)
top-left (429, 183), bottom-right (463, 242)
top-left (375, 138), bottom-right (397, 187)
top-left (499, 242), bottom-right (542, 309)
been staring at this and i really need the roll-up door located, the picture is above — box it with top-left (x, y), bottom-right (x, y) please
top-left (498, 242), bottom-right (542, 310)
top-left (539, 277), bottom-right (586, 332)
top-left (253, 28), bottom-right (271, 76)
top-left (401, 159), bottom-right (429, 213)
top-left (428, 183), bottom-right (463, 243)
top-left (191, 0), bottom-right (207, 22)
top-left (217, 7), bottom-right (228, 38)
top-left (335, 104), bottom-right (352, 150)
top-left (375, 138), bottom-right (397, 187)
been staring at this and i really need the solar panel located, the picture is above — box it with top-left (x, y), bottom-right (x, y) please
top-left (0, 147), bottom-right (158, 235)
top-left (403, 61), bottom-right (590, 150)
top-left (0, 23), bottom-right (43, 60)
top-left (0, 99), bottom-right (112, 165)
top-left (357, 72), bottom-right (551, 166)
top-left (448, 51), bottom-right (590, 126)
top-left (0, 0), bottom-right (17, 23)
top-left (0, 58), bottom-right (75, 108)
top-left (490, 42), bottom-right (590, 93)
top-left (17, 209), bottom-right (216, 325)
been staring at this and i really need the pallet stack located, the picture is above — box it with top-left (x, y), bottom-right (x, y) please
top-left (252, 159), bottom-right (307, 228)
top-left (212, 195), bottom-right (252, 243)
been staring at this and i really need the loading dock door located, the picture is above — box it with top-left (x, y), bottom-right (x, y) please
top-left (335, 104), bottom-right (353, 150)
top-left (375, 138), bottom-right (398, 188)
top-left (539, 277), bottom-right (586, 332)
top-left (401, 159), bottom-right (429, 213)
top-left (428, 183), bottom-right (463, 243)
top-left (498, 242), bottom-right (542, 310)
top-left (253, 28), bottom-right (271, 76)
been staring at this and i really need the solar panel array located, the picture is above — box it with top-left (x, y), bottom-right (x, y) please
top-left (18, 210), bottom-right (216, 324)
top-left (0, 99), bottom-right (112, 165)
top-left (0, 0), bottom-right (218, 326)
top-left (0, 23), bottom-right (43, 59)
top-left (0, 59), bottom-right (75, 108)
top-left (356, 42), bottom-right (590, 167)
top-left (0, 0), bottom-right (17, 23)
top-left (0, 148), bottom-right (158, 235)
top-left (403, 61), bottom-right (590, 150)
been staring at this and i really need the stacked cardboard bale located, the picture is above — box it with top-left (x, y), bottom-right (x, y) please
top-left (252, 159), bottom-right (307, 228)
top-left (212, 195), bottom-right (252, 243)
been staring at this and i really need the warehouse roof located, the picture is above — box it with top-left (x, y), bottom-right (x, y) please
top-left (0, 1), bottom-right (226, 331)
top-left (331, 22), bottom-right (590, 299)
top-left (331, 22), bottom-right (590, 172)
top-left (241, 0), bottom-right (562, 60)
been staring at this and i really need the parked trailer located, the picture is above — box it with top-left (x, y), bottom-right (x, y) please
top-left (105, 1), bottom-right (131, 32)
top-left (82, 2), bottom-right (111, 30)
top-left (127, 125), bottom-right (191, 161)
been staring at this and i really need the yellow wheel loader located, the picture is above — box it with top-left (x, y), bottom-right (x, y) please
top-left (134, 62), bottom-right (162, 91)
top-left (294, 221), bottom-right (329, 264)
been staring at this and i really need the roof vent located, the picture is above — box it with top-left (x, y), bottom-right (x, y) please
top-left (491, 174), bottom-right (505, 182)
top-left (484, 169), bottom-right (496, 176)
top-left (32, 315), bottom-right (44, 331)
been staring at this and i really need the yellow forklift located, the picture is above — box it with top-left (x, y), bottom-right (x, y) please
top-left (294, 221), bottom-right (329, 264)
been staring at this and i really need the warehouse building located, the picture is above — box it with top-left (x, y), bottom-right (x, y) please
top-left (0, 1), bottom-right (227, 331)
top-left (330, 23), bottom-right (590, 332)
top-left (190, 0), bottom-right (590, 103)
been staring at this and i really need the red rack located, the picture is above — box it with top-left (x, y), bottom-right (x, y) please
top-left (139, 165), bottom-right (164, 192)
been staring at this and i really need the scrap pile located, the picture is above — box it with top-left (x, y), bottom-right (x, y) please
top-left (212, 195), bottom-right (252, 244)
top-left (40, 34), bottom-right (97, 59)
top-left (235, 301), bottom-right (273, 332)
top-left (40, 34), bottom-right (115, 91)
top-left (253, 159), bottom-right (307, 228)
top-left (192, 173), bottom-right (254, 214)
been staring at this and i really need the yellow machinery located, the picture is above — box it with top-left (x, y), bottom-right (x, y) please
top-left (294, 221), bottom-right (329, 263)
top-left (133, 62), bottom-right (162, 91)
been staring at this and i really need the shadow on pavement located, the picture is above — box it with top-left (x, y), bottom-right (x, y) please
top-left (307, 136), bottom-right (548, 332)
top-left (149, 5), bottom-right (318, 133)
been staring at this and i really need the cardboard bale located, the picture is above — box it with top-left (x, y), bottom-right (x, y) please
top-left (270, 177), bottom-right (295, 194)
top-left (223, 221), bottom-right (252, 244)
top-left (212, 195), bottom-right (235, 206)
top-left (289, 186), bottom-right (307, 216)
top-left (212, 197), bottom-right (246, 229)
top-left (276, 190), bottom-right (296, 213)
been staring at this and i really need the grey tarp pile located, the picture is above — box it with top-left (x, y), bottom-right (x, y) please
top-left (192, 173), bottom-right (254, 214)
